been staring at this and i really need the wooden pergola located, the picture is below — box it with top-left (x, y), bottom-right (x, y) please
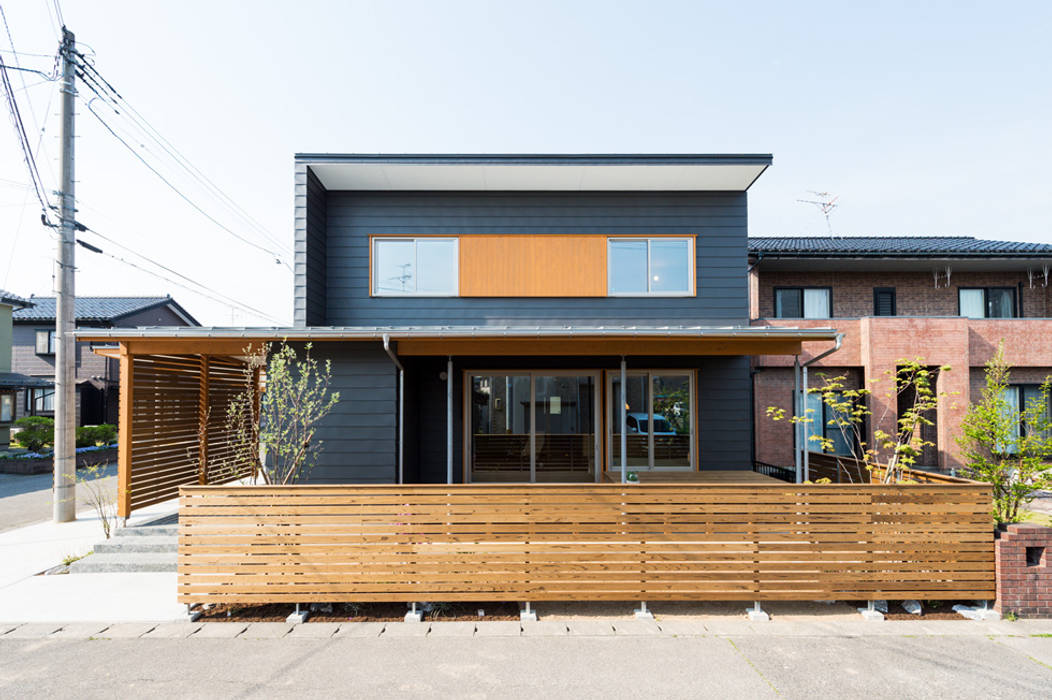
top-left (83, 327), bottom-right (840, 516)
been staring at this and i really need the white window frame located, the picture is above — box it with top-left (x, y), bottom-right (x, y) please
top-left (371, 237), bottom-right (459, 297)
top-left (605, 369), bottom-right (696, 471)
top-left (606, 237), bottom-right (695, 297)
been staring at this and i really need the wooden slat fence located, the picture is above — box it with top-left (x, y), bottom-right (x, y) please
top-left (178, 483), bottom-right (995, 605)
top-left (806, 452), bottom-right (980, 485)
top-left (123, 354), bottom-right (256, 515)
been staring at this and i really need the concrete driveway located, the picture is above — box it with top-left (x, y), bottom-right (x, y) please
top-left (0, 464), bottom-right (117, 532)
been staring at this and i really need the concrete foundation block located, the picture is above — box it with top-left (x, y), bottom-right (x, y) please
top-left (286, 610), bottom-right (310, 624)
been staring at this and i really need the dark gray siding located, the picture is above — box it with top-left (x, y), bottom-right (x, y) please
top-left (293, 166), bottom-right (328, 327)
top-left (317, 191), bottom-right (748, 326)
top-left (697, 356), bottom-right (752, 469)
top-left (304, 343), bottom-right (397, 483)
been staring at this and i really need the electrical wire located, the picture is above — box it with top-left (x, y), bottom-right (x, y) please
top-left (0, 53), bottom-right (53, 223)
top-left (75, 233), bottom-right (283, 325)
top-left (71, 53), bottom-right (293, 263)
top-left (78, 222), bottom-right (282, 323)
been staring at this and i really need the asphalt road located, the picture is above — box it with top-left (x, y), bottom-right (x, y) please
top-left (0, 464), bottom-right (117, 532)
top-left (0, 632), bottom-right (1050, 699)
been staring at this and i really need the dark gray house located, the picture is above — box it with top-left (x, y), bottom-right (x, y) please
top-left (13, 296), bottom-right (198, 426)
top-left (80, 154), bottom-right (837, 512)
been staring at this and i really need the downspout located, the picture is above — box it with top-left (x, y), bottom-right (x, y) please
top-left (620, 356), bottom-right (627, 484)
top-left (800, 333), bottom-right (844, 482)
top-left (447, 356), bottom-right (453, 485)
top-left (382, 334), bottom-right (404, 485)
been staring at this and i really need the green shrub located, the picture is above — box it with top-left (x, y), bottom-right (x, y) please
top-left (76, 424), bottom-right (118, 447)
top-left (13, 416), bottom-right (54, 452)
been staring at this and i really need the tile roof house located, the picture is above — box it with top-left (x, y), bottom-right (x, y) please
top-left (11, 295), bottom-right (199, 427)
top-left (1, 290), bottom-right (50, 447)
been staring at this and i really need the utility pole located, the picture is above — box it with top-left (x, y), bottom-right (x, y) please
top-left (54, 27), bottom-right (76, 522)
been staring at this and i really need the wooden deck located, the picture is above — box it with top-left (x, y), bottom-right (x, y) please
top-left (602, 469), bottom-right (780, 483)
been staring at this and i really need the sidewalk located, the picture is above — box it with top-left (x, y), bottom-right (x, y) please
top-left (0, 497), bottom-right (186, 622)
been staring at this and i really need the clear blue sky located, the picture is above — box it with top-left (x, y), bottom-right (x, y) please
top-left (2, 1), bottom-right (1050, 325)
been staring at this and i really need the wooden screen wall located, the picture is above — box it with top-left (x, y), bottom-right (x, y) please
top-left (121, 354), bottom-right (255, 516)
top-left (459, 235), bottom-right (607, 297)
top-left (178, 483), bottom-right (995, 604)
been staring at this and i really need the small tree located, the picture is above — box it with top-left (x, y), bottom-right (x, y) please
top-left (223, 341), bottom-right (340, 485)
top-left (957, 345), bottom-right (1052, 524)
top-left (766, 359), bottom-right (952, 483)
top-left (13, 416), bottom-right (54, 452)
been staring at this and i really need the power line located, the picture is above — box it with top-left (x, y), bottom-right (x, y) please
top-left (71, 54), bottom-right (293, 262)
top-left (78, 222), bottom-right (282, 323)
top-left (80, 95), bottom-right (290, 264)
top-left (76, 230), bottom-right (283, 325)
top-left (0, 53), bottom-right (54, 223)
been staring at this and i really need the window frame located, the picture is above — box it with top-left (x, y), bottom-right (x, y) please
top-left (370, 236), bottom-right (460, 297)
top-left (0, 391), bottom-right (14, 424)
top-left (27, 386), bottom-right (55, 414)
top-left (605, 369), bottom-right (696, 471)
top-left (773, 286), bottom-right (833, 319)
top-left (35, 329), bottom-right (56, 355)
top-left (957, 286), bottom-right (1017, 319)
top-left (873, 287), bottom-right (897, 316)
top-left (606, 236), bottom-right (695, 297)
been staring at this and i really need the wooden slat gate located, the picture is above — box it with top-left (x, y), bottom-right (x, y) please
top-left (178, 483), bottom-right (995, 604)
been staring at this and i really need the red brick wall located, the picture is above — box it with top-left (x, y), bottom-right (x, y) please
top-left (995, 524), bottom-right (1052, 618)
top-left (753, 366), bottom-right (861, 467)
top-left (756, 270), bottom-right (1052, 320)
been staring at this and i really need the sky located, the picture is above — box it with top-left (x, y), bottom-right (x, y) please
top-left (1, 0), bottom-right (1050, 326)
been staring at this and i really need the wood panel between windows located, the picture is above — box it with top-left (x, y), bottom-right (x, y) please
top-left (459, 235), bottom-right (607, 297)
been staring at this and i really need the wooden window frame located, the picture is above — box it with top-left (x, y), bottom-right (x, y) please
top-left (369, 235), bottom-right (460, 297)
top-left (604, 369), bottom-right (697, 472)
top-left (462, 369), bottom-right (603, 484)
top-left (606, 236), bottom-right (696, 297)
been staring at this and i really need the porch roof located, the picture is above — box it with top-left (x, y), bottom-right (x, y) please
top-left (78, 324), bottom-right (838, 357)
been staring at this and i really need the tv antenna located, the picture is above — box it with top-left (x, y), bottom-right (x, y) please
top-left (797, 191), bottom-right (839, 235)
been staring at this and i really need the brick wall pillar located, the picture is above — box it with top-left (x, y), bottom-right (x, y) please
top-left (995, 523), bottom-right (1052, 618)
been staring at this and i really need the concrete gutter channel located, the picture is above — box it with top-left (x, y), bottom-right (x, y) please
top-left (2, 617), bottom-right (1050, 641)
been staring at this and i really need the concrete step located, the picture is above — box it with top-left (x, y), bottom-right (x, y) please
top-left (115, 524), bottom-right (177, 538)
top-left (70, 552), bottom-right (177, 574)
top-left (93, 536), bottom-right (177, 554)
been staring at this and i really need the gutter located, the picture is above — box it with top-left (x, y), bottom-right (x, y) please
top-left (382, 334), bottom-right (405, 485)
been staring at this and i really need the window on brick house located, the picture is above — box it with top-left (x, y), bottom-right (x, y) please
top-left (775, 287), bottom-right (831, 319)
top-left (873, 288), bottom-right (896, 316)
top-left (997, 384), bottom-right (1051, 453)
top-left (959, 287), bottom-right (1016, 318)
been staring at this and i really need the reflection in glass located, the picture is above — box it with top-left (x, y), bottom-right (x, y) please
top-left (649, 239), bottom-right (690, 293)
top-left (608, 239), bottom-right (647, 294)
top-left (471, 375), bottom-right (531, 481)
top-left (652, 374), bottom-right (691, 467)
top-left (611, 375), bottom-right (650, 468)
top-left (534, 376), bottom-right (595, 482)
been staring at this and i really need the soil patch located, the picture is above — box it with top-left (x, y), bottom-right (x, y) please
top-left (196, 602), bottom-right (520, 622)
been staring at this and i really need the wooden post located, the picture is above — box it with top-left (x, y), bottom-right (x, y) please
top-left (198, 355), bottom-right (210, 484)
top-left (117, 344), bottom-right (133, 518)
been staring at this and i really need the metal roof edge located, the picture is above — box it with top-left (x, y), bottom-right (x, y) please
top-left (294, 153), bottom-right (774, 166)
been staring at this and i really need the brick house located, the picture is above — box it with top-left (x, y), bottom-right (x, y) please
top-left (12, 296), bottom-right (198, 427)
top-left (749, 236), bottom-right (1052, 472)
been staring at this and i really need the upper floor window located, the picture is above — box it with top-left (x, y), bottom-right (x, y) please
top-left (607, 237), bottom-right (693, 296)
top-left (959, 287), bottom-right (1015, 318)
top-left (372, 237), bottom-right (458, 296)
top-left (35, 330), bottom-right (56, 354)
top-left (873, 287), bottom-right (896, 316)
top-left (774, 287), bottom-right (831, 319)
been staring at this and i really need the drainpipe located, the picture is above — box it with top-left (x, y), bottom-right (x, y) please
top-left (382, 334), bottom-right (404, 484)
top-left (447, 356), bottom-right (453, 485)
top-left (620, 356), bottom-right (627, 484)
top-left (800, 333), bottom-right (844, 482)
top-left (793, 356), bottom-right (801, 483)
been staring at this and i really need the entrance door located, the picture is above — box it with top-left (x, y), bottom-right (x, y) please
top-left (468, 372), bottom-right (598, 482)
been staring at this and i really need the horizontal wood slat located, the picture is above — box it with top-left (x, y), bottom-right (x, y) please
top-left (177, 483), bottom-right (995, 604)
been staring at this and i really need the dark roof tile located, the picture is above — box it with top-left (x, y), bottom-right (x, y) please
top-left (748, 236), bottom-right (1052, 257)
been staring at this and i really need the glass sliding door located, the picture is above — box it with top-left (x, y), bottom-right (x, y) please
top-left (608, 371), bottom-right (694, 471)
top-left (469, 372), bottom-right (598, 483)
top-left (534, 375), bottom-right (597, 482)
top-left (470, 374), bottom-right (531, 482)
